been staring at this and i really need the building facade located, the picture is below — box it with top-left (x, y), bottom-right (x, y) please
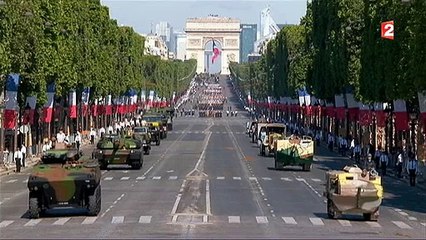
top-left (155, 21), bottom-right (174, 52)
top-left (255, 6), bottom-right (280, 54)
top-left (240, 24), bottom-right (257, 63)
top-left (185, 16), bottom-right (241, 74)
top-left (143, 34), bottom-right (169, 60)
top-left (175, 32), bottom-right (187, 61)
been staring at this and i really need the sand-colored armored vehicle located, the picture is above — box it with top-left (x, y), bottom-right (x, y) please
top-left (253, 122), bottom-right (268, 144)
top-left (27, 144), bottom-right (101, 218)
top-left (133, 126), bottom-right (152, 155)
top-left (324, 165), bottom-right (383, 221)
top-left (94, 135), bottom-right (143, 170)
top-left (258, 123), bottom-right (286, 156)
top-left (274, 135), bottom-right (314, 171)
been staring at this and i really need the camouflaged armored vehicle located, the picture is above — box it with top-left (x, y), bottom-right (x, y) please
top-left (258, 123), bottom-right (286, 156)
top-left (143, 114), bottom-right (167, 139)
top-left (93, 135), bottom-right (143, 170)
top-left (324, 165), bottom-right (383, 221)
top-left (27, 144), bottom-right (101, 218)
top-left (133, 126), bottom-right (152, 155)
top-left (274, 135), bottom-right (314, 171)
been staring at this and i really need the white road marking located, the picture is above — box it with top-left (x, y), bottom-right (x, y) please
top-left (169, 176), bottom-right (178, 180)
top-left (101, 170), bottom-right (107, 175)
top-left (222, 131), bottom-right (227, 134)
top-left (281, 177), bottom-right (292, 181)
top-left (112, 216), bottom-right (124, 224)
top-left (166, 170), bottom-right (174, 173)
top-left (392, 221), bottom-right (412, 229)
top-left (408, 216), bottom-right (417, 221)
top-left (138, 216), bottom-right (152, 223)
top-left (206, 179), bottom-right (211, 215)
top-left (233, 177), bottom-right (241, 180)
top-left (296, 178), bottom-right (304, 182)
top-left (228, 216), bottom-right (240, 223)
top-left (338, 219), bottom-right (352, 226)
top-left (136, 176), bottom-right (146, 180)
top-left (81, 217), bottom-right (97, 225)
top-left (104, 177), bottom-right (113, 181)
top-left (399, 211), bottom-right (409, 216)
top-left (366, 221), bottom-right (381, 228)
top-left (120, 177), bottom-right (130, 180)
top-left (311, 178), bottom-right (322, 182)
top-left (256, 216), bottom-right (268, 224)
top-left (171, 194), bottom-right (182, 215)
top-left (421, 222), bottom-right (426, 226)
top-left (24, 219), bottom-right (42, 227)
top-left (216, 176), bottom-right (225, 180)
top-left (282, 217), bottom-right (297, 225)
top-left (53, 218), bottom-right (70, 225)
top-left (122, 170), bottom-right (129, 173)
top-left (249, 177), bottom-right (257, 181)
top-left (309, 217), bottom-right (324, 226)
top-left (0, 220), bottom-right (14, 228)
top-left (22, 179), bottom-right (28, 183)
top-left (152, 176), bottom-right (161, 180)
top-left (393, 208), bottom-right (402, 212)
top-left (6, 179), bottom-right (17, 183)
top-left (194, 131), bottom-right (199, 134)
top-left (262, 177), bottom-right (272, 181)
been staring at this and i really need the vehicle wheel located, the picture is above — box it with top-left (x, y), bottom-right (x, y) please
top-left (156, 140), bottom-right (160, 146)
top-left (87, 186), bottom-right (101, 216)
top-left (99, 162), bottom-right (107, 170)
top-left (303, 164), bottom-right (312, 172)
top-left (144, 148), bottom-right (150, 155)
top-left (327, 199), bottom-right (341, 219)
top-left (364, 208), bottom-right (379, 221)
top-left (29, 197), bottom-right (40, 219)
top-left (131, 162), bottom-right (142, 170)
top-left (260, 146), bottom-right (265, 156)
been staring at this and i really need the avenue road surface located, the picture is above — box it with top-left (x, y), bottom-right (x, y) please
top-left (0, 78), bottom-right (425, 239)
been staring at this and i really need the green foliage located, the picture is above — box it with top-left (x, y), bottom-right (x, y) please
top-left (231, 0), bottom-right (422, 104)
top-left (1, 0), bottom-right (196, 108)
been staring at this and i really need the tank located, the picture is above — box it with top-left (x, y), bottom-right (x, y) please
top-left (324, 165), bottom-right (383, 221)
top-left (27, 144), bottom-right (101, 218)
top-left (274, 135), bottom-right (314, 171)
top-left (93, 136), bottom-right (143, 170)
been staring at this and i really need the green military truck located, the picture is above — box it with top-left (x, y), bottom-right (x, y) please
top-left (274, 136), bottom-right (314, 171)
top-left (93, 135), bottom-right (144, 170)
top-left (27, 145), bottom-right (101, 218)
top-left (133, 126), bottom-right (152, 155)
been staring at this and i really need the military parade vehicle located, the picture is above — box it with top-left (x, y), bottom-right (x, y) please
top-left (274, 135), bottom-right (314, 171)
top-left (133, 126), bottom-right (152, 155)
top-left (27, 143), bottom-right (101, 218)
top-left (324, 165), bottom-right (383, 221)
top-left (253, 122), bottom-right (268, 143)
top-left (258, 123), bottom-right (286, 156)
top-left (143, 114), bottom-right (167, 139)
top-left (93, 135), bottom-right (143, 170)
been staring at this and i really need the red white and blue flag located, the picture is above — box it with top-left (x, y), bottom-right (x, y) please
top-left (23, 96), bottom-right (37, 125)
top-left (212, 40), bottom-right (220, 64)
top-left (81, 87), bottom-right (90, 116)
top-left (43, 83), bottom-right (55, 123)
top-left (69, 90), bottom-right (77, 119)
top-left (4, 74), bottom-right (20, 129)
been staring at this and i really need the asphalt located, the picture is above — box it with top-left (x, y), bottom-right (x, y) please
top-left (0, 77), bottom-right (425, 239)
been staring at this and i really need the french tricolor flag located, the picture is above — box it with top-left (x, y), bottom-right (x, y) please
top-left (4, 74), bottom-right (20, 129)
top-left (105, 95), bottom-right (112, 115)
top-left (43, 83), bottom-right (55, 123)
top-left (212, 40), bottom-right (221, 64)
top-left (393, 99), bottom-right (408, 131)
top-left (81, 87), bottom-right (90, 117)
top-left (69, 90), bottom-right (77, 119)
top-left (148, 90), bottom-right (154, 107)
top-left (23, 96), bottom-right (37, 125)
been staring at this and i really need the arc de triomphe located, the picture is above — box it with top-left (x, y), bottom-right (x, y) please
top-left (185, 17), bottom-right (241, 75)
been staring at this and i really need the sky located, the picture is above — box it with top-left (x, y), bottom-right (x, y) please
top-left (100, 0), bottom-right (308, 34)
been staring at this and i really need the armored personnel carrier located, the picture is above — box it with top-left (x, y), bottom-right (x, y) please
top-left (93, 136), bottom-right (143, 170)
top-left (324, 165), bottom-right (383, 221)
top-left (274, 135), bottom-right (314, 171)
top-left (133, 126), bottom-right (152, 155)
top-left (27, 144), bottom-right (101, 218)
top-left (258, 123), bottom-right (286, 156)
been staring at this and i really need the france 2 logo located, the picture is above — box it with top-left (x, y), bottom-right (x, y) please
top-left (381, 21), bottom-right (394, 40)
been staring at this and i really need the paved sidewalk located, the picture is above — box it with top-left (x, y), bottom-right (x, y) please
top-left (0, 142), bottom-right (93, 177)
top-left (317, 141), bottom-right (426, 191)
